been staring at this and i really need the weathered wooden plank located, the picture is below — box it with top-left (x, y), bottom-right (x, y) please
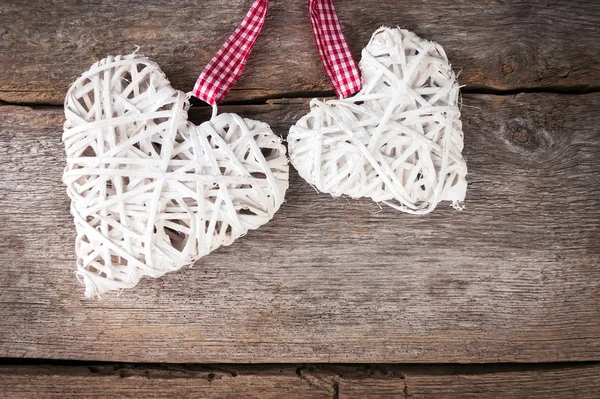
top-left (1, 0), bottom-right (599, 104)
top-left (0, 364), bottom-right (329, 399)
top-left (306, 364), bottom-right (600, 398)
top-left (0, 93), bottom-right (599, 363)
top-left (1, 363), bottom-right (599, 398)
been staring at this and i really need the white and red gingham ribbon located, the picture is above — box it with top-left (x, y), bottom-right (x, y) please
top-left (193, 0), bottom-right (361, 105)
top-left (193, 0), bottom-right (269, 105)
top-left (309, 0), bottom-right (362, 98)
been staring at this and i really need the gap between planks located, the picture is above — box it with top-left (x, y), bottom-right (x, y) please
top-left (1, 83), bottom-right (600, 110)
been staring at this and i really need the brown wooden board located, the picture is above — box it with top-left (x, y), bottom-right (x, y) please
top-left (1, 363), bottom-right (599, 398)
top-left (0, 93), bottom-right (599, 363)
top-left (1, 0), bottom-right (599, 105)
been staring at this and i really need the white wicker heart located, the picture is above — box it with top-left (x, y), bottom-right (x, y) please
top-left (63, 54), bottom-right (289, 298)
top-left (289, 27), bottom-right (467, 214)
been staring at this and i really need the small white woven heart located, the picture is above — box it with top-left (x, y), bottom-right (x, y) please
top-left (63, 54), bottom-right (288, 298)
top-left (289, 27), bottom-right (467, 214)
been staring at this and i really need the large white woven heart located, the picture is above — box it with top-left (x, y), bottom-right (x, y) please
top-left (289, 27), bottom-right (467, 214)
top-left (63, 54), bottom-right (288, 298)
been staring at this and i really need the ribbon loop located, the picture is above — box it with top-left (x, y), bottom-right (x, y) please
top-left (193, 0), bottom-right (269, 105)
top-left (309, 0), bottom-right (362, 98)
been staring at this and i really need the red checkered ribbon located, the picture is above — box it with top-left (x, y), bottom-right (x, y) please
top-left (193, 0), bottom-right (269, 105)
top-left (309, 0), bottom-right (362, 98)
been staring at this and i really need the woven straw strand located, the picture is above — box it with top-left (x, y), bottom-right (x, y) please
top-left (63, 54), bottom-right (288, 298)
top-left (288, 27), bottom-right (467, 214)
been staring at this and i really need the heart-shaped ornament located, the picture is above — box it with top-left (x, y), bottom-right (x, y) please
top-left (63, 54), bottom-right (288, 298)
top-left (289, 27), bottom-right (467, 214)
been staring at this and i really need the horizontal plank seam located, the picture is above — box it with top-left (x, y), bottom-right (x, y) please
top-left (1, 358), bottom-right (599, 369)
top-left (2, 85), bottom-right (599, 108)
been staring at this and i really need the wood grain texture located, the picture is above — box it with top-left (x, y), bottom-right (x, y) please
top-left (0, 93), bottom-right (599, 363)
top-left (1, 363), bottom-right (599, 398)
top-left (1, 0), bottom-right (599, 104)
top-left (0, 364), bottom-right (325, 399)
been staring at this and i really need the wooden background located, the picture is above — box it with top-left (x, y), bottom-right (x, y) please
top-left (0, 0), bottom-right (598, 397)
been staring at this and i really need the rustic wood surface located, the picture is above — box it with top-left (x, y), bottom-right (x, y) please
top-left (0, 93), bottom-right (598, 363)
top-left (1, 0), bottom-right (599, 395)
top-left (0, 0), bottom-right (599, 105)
top-left (1, 363), bottom-right (599, 398)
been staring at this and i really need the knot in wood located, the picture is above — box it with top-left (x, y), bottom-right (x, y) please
top-left (505, 119), bottom-right (543, 153)
top-left (503, 63), bottom-right (516, 74)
